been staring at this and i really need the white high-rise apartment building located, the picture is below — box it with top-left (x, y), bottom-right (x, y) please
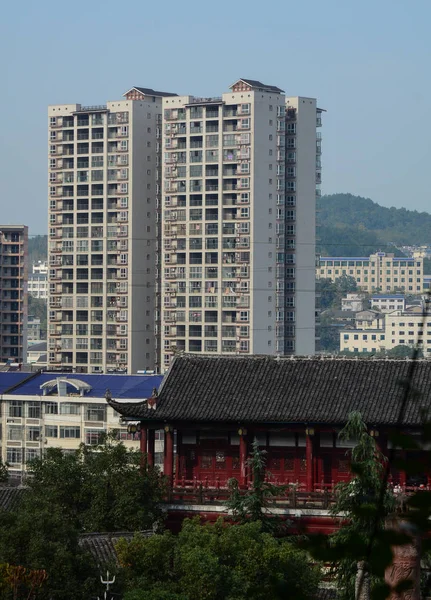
top-left (47, 86), bottom-right (176, 374)
top-left (161, 79), bottom-right (322, 369)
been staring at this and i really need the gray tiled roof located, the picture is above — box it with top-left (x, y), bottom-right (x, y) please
top-left (0, 486), bottom-right (27, 511)
top-left (238, 79), bottom-right (284, 93)
top-left (79, 531), bottom-right (152, 566)
top-left (109, 355), bottom-right (431, 426)
top-left (132, 87), bottom-right (177, 97)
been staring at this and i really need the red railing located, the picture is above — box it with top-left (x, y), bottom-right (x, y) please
top-left (167, 479), bottom-right (429, 509)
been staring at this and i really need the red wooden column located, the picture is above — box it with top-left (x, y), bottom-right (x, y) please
top-left (147, 429), bottom-right (155, 467)
top-left (175, 431), bottom-right (182, 486)
top-left (239, 427), bottom-right (248, 488)
top-left (305, 427), bottom-right (315, 493)
top-left (164, 426), bottom-right (174, 485)
top-left (140, 425), bottom-right (148, 469)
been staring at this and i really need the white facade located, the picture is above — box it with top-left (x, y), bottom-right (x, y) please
top-left (340, 309), bottom-right (431, 355)
top-left (160, 80), bottom-right (320, 370)
top-left (47, 87), bottom-right (176, 374)
top-left (318, 253), bottom-right (423, 294)
top-left (370, 295), bottom-right (405, 313)
top-left (28, 262), bottom-right (48, 300)
top-left (0, 376), bottom-right (164, 480)
top-left (341, 293), bottom-right (365, 312)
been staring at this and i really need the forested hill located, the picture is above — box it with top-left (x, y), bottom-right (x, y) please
top-left (318, 193), bottom-right (431, 257)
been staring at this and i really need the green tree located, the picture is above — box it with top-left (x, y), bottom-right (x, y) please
top-left (318, 193), bottom-right (431, 252)
top-left (28, 296), bottom-right (47, 340)
top-left (327, 412), bottom-right (395, 599)
top-left (319, 314), bottom-right (341, 353)
top-left (28, 236), bottom-right (48, 266)
top-left (27, 434), bottom-right (167, 532)
top-left (225, 439), bottom-right (286, 532)
top-left (0, 437), bottom-right (166, 599)
top-left (117, 519), bottom-right (320, 600)
top-left (385, 345), bottom-right (423, 359)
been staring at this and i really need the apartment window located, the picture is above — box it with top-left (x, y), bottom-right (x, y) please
top-left (240, 311), bottom-right (249, 322)
top-left (6, 449), bottom-right (22, 465)
top-left (9, 401), bottom-right (23, 418)
top-left (7, 426), bottom-right (22, 441)
top-left (27, 427), bottom-right (41, 442)
top-left (45, 402), bottom-right (58, 415)
top-left (85, 429), bottom-right (105, 445)
top-left (45, 425), bottom-right (58, 438)
top-left (27, 402), bottom-right (41, 419)
top-left (60, 427), bottom-right (81, 439)
top-left (25, 449), bottom-right (41, 463)
top-left (60, 403), bottom-right (81, 416)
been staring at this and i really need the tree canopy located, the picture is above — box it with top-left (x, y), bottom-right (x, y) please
top-left (116, 518), bottom-right (320, 600)
top-left (318, 193), bottom-right (431, 256)
top-left (0, 437), bottom-right (167, 599)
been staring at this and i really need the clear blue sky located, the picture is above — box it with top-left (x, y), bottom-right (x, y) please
top-left (0, 0), bottom-right (429, 235)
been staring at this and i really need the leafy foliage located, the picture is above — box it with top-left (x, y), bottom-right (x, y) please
top-left (28, 236), bottom-right (48, 266)
top-left (318, 276), bottom-right (358, 311)
top-left (117, 518), bottom-right (320, 600)
top-left (0, 436), bottom-right (166, 599)
top-left (318, 193), bottom-right (431, 255)
top-left (26, 435), bottom-right (167, 532)
top-left (225, 439), bottom-right (287, 532)
top-left (328, 412), bottom-right (396, 599)
top-left (28, 295), bottom-right (47, 340)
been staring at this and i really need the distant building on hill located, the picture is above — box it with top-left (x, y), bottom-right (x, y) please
top-left (370, 294), bottom-right (406, 313)
top-left (340, 305), bottom-right (431, 355)
top-left (28, 261), bottom-right (48, 301)
top-left (317, 252), bottom-right (423, 294)
top-left (341, 293), bottom-right (365, 312)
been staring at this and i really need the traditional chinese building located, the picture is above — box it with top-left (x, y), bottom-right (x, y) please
top-left (109, 355), bottom-right (431, 532)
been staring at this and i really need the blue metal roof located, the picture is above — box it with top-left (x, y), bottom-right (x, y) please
top-left (371, 294), bottom-right (405, 299)
top-left (1, 372), bottom-right (163, 399)
top-left (0, 372), bottom-right (34, 394)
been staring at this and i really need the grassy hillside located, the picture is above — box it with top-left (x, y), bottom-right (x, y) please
top-left (318, 193), bottom-right (431, 256)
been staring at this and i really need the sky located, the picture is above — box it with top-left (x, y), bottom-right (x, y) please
top-left (0, 0), bottom-right (429, 236)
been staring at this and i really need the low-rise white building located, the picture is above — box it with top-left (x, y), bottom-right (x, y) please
top-left (340, 308), bottom-right (431, 355)
top-left (0, 372), bottom-right (163, 481)
top-left (370, 294), bottom-right (405, 313)
top-left (341, 293), bottom-right (365, 312)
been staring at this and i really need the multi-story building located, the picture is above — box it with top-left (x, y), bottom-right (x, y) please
top-left (0, 371), bottom-right (163, 481)
top-left (47, 86), bottom-right (176, 374)
top-left (317, 252), bottom-right (423, 294)
top-left (370, 294), bottom-right (406, 313)
top-left (340, 307), bottom-right (431, 355)
top-left (28, 261), bottom-right (48, 300)
top-left (0, 225), bottom-right (28, 363)
top-left (160, 79), bottom-right (321, 370)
